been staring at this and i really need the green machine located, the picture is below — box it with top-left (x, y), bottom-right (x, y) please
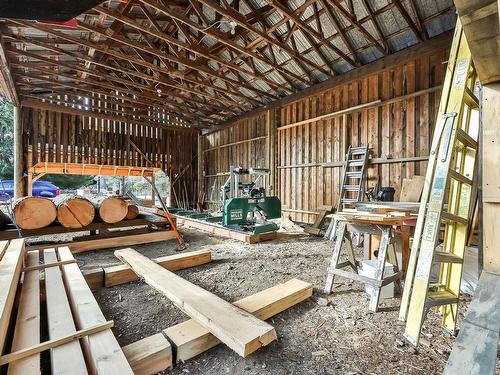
top-left (220, 166), bottom-right (281, 234)
top-left (224, 196), bottom-right (281, 234)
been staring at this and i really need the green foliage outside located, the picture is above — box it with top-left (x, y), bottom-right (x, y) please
top-left (0, 99), bottom-right (94, 189)
top-left (0, 98), bottom-right (14, 180)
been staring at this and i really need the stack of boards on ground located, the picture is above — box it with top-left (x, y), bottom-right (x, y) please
top-left (10, 195), bottom-right (139, 230)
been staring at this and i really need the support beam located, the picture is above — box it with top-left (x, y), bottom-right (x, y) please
top-left (481, 83), bottom-right (500, 274)
top-left (13, 105), bottom-right (23, 200)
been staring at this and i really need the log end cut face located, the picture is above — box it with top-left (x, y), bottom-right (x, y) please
top-left (99, 196), bottom-right (128, 223)
top-left (13, 197), bottom-right (57, 229)
top-left (58, 197), bottom-right (96, 228)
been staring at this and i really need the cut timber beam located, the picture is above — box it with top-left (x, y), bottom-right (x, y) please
top-left (58, 247), bottom-right (133, 374)
top-left (105, 249), bottom-right (212, 287)
top-left (44, 248), bottom-right (87, 374)
top-left (29, 230), bottom-right (176, 253)
top-left (122, 278), bottom-right (312, 372)
top-left (0, 239), bottom-right (24, 354)
top-left (114, 248), bottom-right (277, 357)
top-left (7, 251), bottom-right (40, 374)
top-left (122, 333), bottom-right (172, 375)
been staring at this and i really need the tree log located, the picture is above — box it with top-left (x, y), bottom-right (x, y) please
top-left (125, 200), bottom-right (139, 220)
top-left (13, 197), bottom-right (57, 229)
top-left (89, 195), bottom-right (128, 224)
top-left (53, 194), bottom-right (95, 228)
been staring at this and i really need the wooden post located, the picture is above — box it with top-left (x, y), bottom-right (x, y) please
top-left (197, 134), bottom-right (204, 204)
top-left (13, 105), bottom-right (24, 200)
top-left (266, 109), bottom-right (276, 195)
top-left (481, 83), bottom-right (500, 275)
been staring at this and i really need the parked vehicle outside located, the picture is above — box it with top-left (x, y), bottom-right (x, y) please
top-left (0, 180), bottom-right (61, 201)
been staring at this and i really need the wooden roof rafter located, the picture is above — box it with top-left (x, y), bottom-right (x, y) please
top-left (0, 0), bottom-right (456, 127)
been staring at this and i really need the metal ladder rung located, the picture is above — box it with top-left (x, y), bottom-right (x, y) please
top-left (456, 128), bottom-right (478, 149)
top-left (343, 185), bottom-right (361, 192)
top-left (350, 146), bottom-right (367, 152)
top-left (350, 149), bottom-right (367, 156)
top-left (341, 198), bottom-right (358, 204)
top-left (433, 251), bottom-right (463, 264)
top-left (347, 160), bottom-right (364, 167)
top-left (441, 211), bottom-right (469, 225)
top-left (464, 87), bottom-right (480, 109)
top-left (345, 171), bottom-right (362, 178)
top-left (449, 169), bottom-right (473, 185)
top-left (425, 290), bottom-right (459, 308)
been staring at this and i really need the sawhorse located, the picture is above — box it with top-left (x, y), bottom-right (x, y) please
top-left (324, 214), bottom-right (404, 312)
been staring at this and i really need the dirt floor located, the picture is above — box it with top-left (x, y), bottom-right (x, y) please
top-left (28, 225), bottom-right (472, 375)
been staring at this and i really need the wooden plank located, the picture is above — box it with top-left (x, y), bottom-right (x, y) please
top-left (0, 239), bottom-right (24, 354)
top-left (0, 321), bottom-right (114, 367)
top-left (29, 230), bottom-right (176, 253)
top-left (44, 248), bottom-right (88, 374)
top-left (7, 251), bottom-right (40, 375)
top-left (57, 247), bottom-right (134, 374)
top-left (105, 249), bottom-right (212, 287)
top-left (114, 248), bottom-right (277, 357)
top-left (400, 175), bottom-right (425, 202)
top-left (122, 333), bottom-right (172, 375)
top-left (164, 278), bottom-right (312, 362)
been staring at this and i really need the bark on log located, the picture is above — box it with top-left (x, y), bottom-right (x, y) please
top-left (53, 194), bottom-right (95, 228)
top-left (89, 195), bottom-right (128, 224)
top-left (13, 197), bottom-right (57, 229)
top-left (125, 200), bottom-right (139, 220)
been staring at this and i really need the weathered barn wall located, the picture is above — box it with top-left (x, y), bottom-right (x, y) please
top-left (200, 43), bottom-right (450, 223)
top-left (21, 107), bottom-right (198, 204)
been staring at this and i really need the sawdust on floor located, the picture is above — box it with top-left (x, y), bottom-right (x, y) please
top-left (29, 228), bottom-right (471, 375)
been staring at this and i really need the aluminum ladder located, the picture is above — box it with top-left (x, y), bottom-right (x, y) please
top-left (325, 145), bottom-right (369, 240)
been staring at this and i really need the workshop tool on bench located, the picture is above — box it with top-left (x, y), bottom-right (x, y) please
top-left (325, 145), bottom-right (369, 240)
top-left (324, 212), bottom-right (403, 312)
top-left (399, 19), bottom-right (479, 346)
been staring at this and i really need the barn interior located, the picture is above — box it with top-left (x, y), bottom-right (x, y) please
top-left (0, 0), bottom-right (499, 374)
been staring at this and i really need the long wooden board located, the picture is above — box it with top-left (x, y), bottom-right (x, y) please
top-left (7, 251), bottom-right (40, 375)
top-left (29, 230), bottom-right (176, 253)
top-left (114, 248), bottom-right (277, 357)
top-left (105, 249), bottom-right (211, 287)
top-left (0, 239), bottom-right (24, 354)
top-left (166, 278), bottom-right (312, 362)
top-left (122, 278), bottom-right (312, 371)
top-left (58, 247), bottom-right (133, 374)
top-left (44, 249), bottom-right (88, 374)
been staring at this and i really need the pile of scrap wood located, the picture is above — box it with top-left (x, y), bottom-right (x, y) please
top-left (11, 194), bottom-right (139, 230)
top-left (0, 240), bottom-right (134, 373)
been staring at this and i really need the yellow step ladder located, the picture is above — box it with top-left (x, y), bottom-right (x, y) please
top-left (398, 19), bottom-right (480, 346)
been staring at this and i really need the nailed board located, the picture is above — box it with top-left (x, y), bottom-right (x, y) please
top-left (115, 248), bottom-right (277, 357)
top-left (58, 247), bottom-right (134, 374)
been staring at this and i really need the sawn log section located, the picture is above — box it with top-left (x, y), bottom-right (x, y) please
top-left (114, 248), bottom-right (277, 357)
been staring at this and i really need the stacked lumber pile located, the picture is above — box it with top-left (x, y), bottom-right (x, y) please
top-left (1, 241), bottom-right (312, 374)
top-left (0, 241), bottom-right (133, 374)
top-left (10, 195), bottom-right (140, 230)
